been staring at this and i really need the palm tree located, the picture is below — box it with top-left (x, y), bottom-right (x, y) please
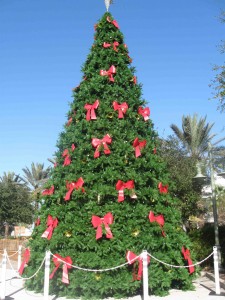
top-left (0, 171), bottom-right (26, 185)
top-left (22, 163), bottom-right (51, 210)
top-left (170, 114), bottom-right (216, 160)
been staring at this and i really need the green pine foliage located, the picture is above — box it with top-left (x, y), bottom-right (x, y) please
top-left (25, 12), bottom-right (195, 299)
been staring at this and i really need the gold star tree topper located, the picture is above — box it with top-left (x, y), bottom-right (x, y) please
top-left (105, 0), bottom-right (113, 11)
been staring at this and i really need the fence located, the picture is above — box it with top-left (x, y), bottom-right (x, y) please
top-left (0, 246), bottom-right (221, 300)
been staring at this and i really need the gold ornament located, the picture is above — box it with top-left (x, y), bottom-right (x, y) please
top-left (107, 112), bottom-right (114, 119)
top-left (64, 231), bottom-right (72, 237)
top-left (132, 230), bottom-right (140, 237)
top-left (95, 273), bottom-right (101, 280)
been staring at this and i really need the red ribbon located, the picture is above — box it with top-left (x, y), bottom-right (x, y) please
top-left (133, 138), bottom-right (146, 157)
top-left (100, 65), bottom-right (116, 82)
top-left (113, 101), bottom-right (128, 118)
top-left (18, 248), bottom-right (30, 275)
top-left (133, 76), bottom-right (137, 84)
top-left (64, 177), bottom-right (85, 201)
top-left (149, 211), bottom-right (166, 237)
top-left (66, 117), bottom-right (73, 126)
top-left (106, 16), bottom-right (119, 28)
top-left (41, 215), bottom-right (58, 240)
top-left (84, 99), bottom-right (99, 121)
top-left (126, 251), bottom-right (150, 281)
top-left (35, 217), bottom-right (41, 226)
top-left (103, 41), bottom-right (119, 52)
top-left (138, 107), bottom-right (150, 121)
top-left (92, 212), bottom-right (113, 240)
top-left (50, 254), bottom-right (73, 284)
top-left (158, 182), bottom-right (168, 194)
top-left (42, 185), bottom-right (54, 196)
top-left (182, 246), bottom-right (195, 274)
top-left (62, 144), bottom-right (76, 166)
top-left (92, 134), bottom-right (112, 158)
top-left (115, 180), bottom-right (136, 202)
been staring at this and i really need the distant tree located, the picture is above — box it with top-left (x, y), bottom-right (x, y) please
top-left (22, 163), bottom-right (51, 209)
top-left (170, 114), bottom-right (216, 160)
top-left (210, 11), bottom-right (225, 112)
top-left (0, 171), bottom-right (26, 185)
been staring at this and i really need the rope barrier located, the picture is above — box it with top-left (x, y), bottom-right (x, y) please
top-left (148, 251), bottom-right (214, 269)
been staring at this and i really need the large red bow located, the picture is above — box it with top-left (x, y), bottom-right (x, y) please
top-left (138, 107), bottom-right (150, 121)
top-left (182, 247), bottom-right (195, 274)
top-left (103, 41), bottom-right (119, 52)
top-left (133, 138), bottom-right (146, 158)
top-left (158, 182), bottom-right (168, 194)
top-left (92, 134), bottom-right (112, 158)
top-left (149, 211), bottom-right (166, 237)
top-left (115, 180), bottom-right (136, 202)
top-left (18, 248), bottom-right (30, 275)
top-left (64, 177), bottom-right (85, 201)
top-left (50, 254), bottom-right (73, 284)
top-left (84, 99), bottom-right (99, 121)
top-left (41, 215), bottom-right (58, 240)
top-left (113, 101), bottom-right (128, 118)
top-left (126, 251), bottom-right (150, 281)
top-left (92, 212), bottom-right (113, 240)
top-left (106, 16), bottom-right (119, 28)
top-left (100, 65), bottom-right (116, 82)
top-left (42, 185), bottom-right (54, 196)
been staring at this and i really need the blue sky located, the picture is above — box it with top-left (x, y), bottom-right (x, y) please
top-left (0, 0), bottom-right (225, 176)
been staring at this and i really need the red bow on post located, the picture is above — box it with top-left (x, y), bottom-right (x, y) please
top-left (100, 65), bottom-right (116, 82)
top-left (138, 107), bottom-right (150, 121)
top-left (42, 185), bottom-right (54, 196)
top-left (115, 180), bottom-right (137, 202)
top-left (158, 182), bottom-right (168, 194)
top-left (92, 212), bottom-right (113, 240)
top-left (64, 177), bottom-right (85, 201)
top-left (50, 254), bottom-right (73, 284)
top-left (92, 134), bottom-right (112, 158)
top-left (126, 251), bottom-right (150, 281)
top-left (182, 247), bottom-right (195, 274)
top-left (132, 138), bottom-right (146, 158)
top-left (113, 101), bottom-right (128, 118)
top-left (106, 16), bottom-right (119, 28)
top-left (84, 99), bottom-right (99, 121)
top-left (103, 41), bottom-right (119, 52)
top-left (149, 211), bottom-right (166, 237)
top-left (41, 215), bottom-right (58, 240)
top-left (18, 248), bottom-right (30, 275)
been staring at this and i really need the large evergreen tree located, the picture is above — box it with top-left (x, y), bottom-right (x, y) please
top-left (25, 12), bottom-right (196, 299)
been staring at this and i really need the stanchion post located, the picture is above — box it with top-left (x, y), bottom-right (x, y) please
top-left (213, 246), bottom-right (220, 295)
top-left (44, 250), bottom-right (51, 300)
top-left (0, 249), bottom-right (7, 300)
top-left (17, 245), bottom-right (22, 272)
top-left (142, 250), bottom-right (149, 300)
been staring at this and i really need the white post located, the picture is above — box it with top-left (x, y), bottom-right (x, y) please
top-left (17, 245), bottom-right (22, 272)
top-left (44, 250), bottom-right (51, 300)
top-left (213, 246), bottom-right (220, 295)
top-left (0, 249), bottom-right (7, 300)
top-left (142, 250), bottom-right (149, 300)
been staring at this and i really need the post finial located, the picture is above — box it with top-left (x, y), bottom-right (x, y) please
top-left (104, 0), bottom-right (113, 12)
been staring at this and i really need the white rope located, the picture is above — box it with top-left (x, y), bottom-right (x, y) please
top-left (50, 252), bottom-right (141, 272)
top-left (148, 251), bottom-right (214, 269)
top-left (6, 253), bottom-right (46, 280)
top-left (7, 250), bottom-right (19, 257)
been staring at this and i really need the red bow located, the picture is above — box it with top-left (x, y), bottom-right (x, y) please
top-left (126, 251), bottom-right (150, 281)
top-left (133, 138), bottom-right (146, 157)
top-left (92, 134), bottom-right (112, 158)
top-left (50, 254), bottom-right (73, 284)
top-left (62, 144), bottom-right (76, 166)
top-left (149, 211), bottom-right (166, 237)
top-left (92, 212), bottom-right (113, 240)
top-left (35, 217), bottom-right (41, 226)
top-left (138, 107), bottom-right (150, 121)
top-left (182, 247), bottom-right (195, 274)
top-left (100, 65), bottom-right (116, 82)
top-left (132, 76), bottom-right (137, 84)
top-left (158, 182), bottom-right (168, 194)
top-left (113, 101), bottom-right (128, 118)
top-left (115, 180), bottom-right (137, 202)
top-left (106, 16), bottom-right (119, 28)
top-left (103, 41), bottom-right (119, 52)
top-left (84, 99), bottom-right (99, 121)
top-left (42, 185), bottom-right (54, 196)
top-left (18, 248), bottom-right (30, 275)
top-left (66, 117), bottom-right (73, 126)
top-left (64, 177), bottom-right (85, 201)
top-left (41, 215), bottom-right (58, 240)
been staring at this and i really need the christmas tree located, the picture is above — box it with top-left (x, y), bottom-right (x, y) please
top-left (25, 8), bottom-right (196, 300)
